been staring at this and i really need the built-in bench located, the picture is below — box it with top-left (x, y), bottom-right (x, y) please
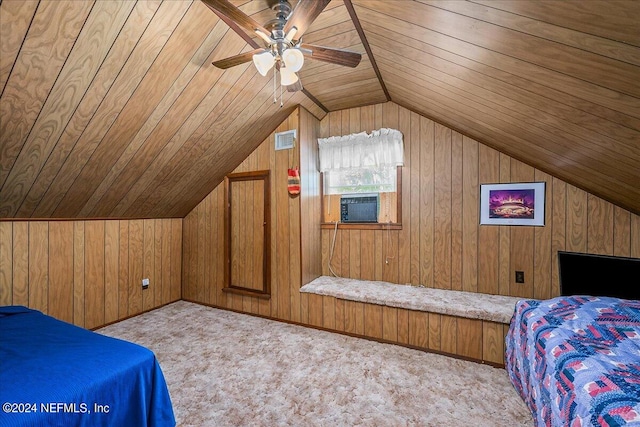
top-left (300, 276), bottom-right (526, 365)
top-left (300, 276), bottom-right (522, 324)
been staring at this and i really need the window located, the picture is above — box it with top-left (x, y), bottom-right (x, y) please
top-left (318, 129), bottom-right (403, 226)
top-left (324, 166), bottom-right (397, 195)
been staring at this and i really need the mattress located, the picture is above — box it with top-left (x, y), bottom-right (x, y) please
top-left (506, 296), bottom-right (640, 427)
top-left (0, 306), bottom-right (175, 427)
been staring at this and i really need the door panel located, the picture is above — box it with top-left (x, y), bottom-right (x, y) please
top-left (225, 171), bottom-right (270, 297)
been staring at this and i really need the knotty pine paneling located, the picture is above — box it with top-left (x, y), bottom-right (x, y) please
top-left (320, 103), bottom-right (640, 300)
top-left (0, 218), bottom-right (182, 329)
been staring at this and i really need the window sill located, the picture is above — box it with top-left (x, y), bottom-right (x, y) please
top-left (320, 222), bottom-right (402, 230)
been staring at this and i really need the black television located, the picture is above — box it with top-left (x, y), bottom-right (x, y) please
top-left (558, 251), bottom-right (640, 300)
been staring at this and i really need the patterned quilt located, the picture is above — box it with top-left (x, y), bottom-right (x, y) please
top-left (506, 296), bottom-right (640, 427)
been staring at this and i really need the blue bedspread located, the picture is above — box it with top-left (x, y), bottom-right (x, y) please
top-left (506, 296), bottom-right (640, 427)
top-left (0, 306), bottom-right (175, 427)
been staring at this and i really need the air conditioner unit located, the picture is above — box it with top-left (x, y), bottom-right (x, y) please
top-left (340, 194), bottom-right (379, 223)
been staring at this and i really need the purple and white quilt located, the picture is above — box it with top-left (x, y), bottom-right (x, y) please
top-left (506, 296), bottom-right (640, 426)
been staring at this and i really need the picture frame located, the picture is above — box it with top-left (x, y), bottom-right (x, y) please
top-left (479, 182), bottom-right (546, 226)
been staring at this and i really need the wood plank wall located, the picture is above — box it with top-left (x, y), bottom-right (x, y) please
top-left (228, 177), bottom-right (268, 292)
top-left (182, 107), bottom-right (322, 323)
top-left (319, 102), bottom-right (640, 300)
top-left (0, 218), bottom-right (182, 329)
top-left (181, 101), bottom-right (639, 364)
top-left (299, 107), bottom-right (322, 323)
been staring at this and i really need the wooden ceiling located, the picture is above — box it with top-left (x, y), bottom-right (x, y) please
top-left (0, 0), bottom-right (638, 219)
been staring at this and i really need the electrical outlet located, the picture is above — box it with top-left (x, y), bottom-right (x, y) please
top-left (142, 278), bottom-right (150, 289)
top-left (515, 271), bottom-right (525, 284)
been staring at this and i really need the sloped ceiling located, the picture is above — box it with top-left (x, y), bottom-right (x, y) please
top-left (0, 0), bottom-right (638, 219)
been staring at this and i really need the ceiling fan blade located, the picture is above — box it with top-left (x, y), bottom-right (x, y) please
top-left (283, 0), bottom-right (331, 40)
top-left (201, 0), bottom-right (271, 43)
top-left (212, 48), bottom-right (265, 69)
top-left (300, 44), bottom-right (362, 68)
top-left (286, 79), bottom-right (303, 92)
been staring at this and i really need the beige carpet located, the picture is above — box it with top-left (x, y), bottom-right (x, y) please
top-left (98, 301), bottom-right (532, 427)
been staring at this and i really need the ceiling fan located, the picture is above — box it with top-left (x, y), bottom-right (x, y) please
top-left (202, 0), bottom-right (362, 93)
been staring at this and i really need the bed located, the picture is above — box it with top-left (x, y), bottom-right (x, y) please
top-left (0, 306), bottom-right (175, 427)
top-left (506, 296), bottom-right (640, 427)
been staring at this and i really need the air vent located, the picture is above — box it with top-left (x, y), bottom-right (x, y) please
top-left (275, 129), bottom-right (296, 150)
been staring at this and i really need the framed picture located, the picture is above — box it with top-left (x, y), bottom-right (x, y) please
top-left (479, 182), bottom-right (546, 226)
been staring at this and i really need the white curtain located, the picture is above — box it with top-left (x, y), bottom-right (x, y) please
top-left (317, 128), bottom-right (404, 172)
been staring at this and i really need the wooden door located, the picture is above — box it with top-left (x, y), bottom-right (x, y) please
top-left (224, 171), bottom-right (270, 298)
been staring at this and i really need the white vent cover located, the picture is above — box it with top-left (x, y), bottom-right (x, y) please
top-left (275, 129), bottom-right (296, 150)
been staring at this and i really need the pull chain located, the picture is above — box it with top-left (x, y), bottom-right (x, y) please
top-left (271, 65), bottom-right (285, 108)
top-left (273, 67), bottom-right (277, 104)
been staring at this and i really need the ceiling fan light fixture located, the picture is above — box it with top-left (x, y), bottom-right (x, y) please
top-left (285, 26), bottom-right (298, 42)
top-left (253, 51), bottom-right (275, 76)
top-left (282, 48), bottom-right (304, 73)
top-left (279, 67), bottom-right (299, 86)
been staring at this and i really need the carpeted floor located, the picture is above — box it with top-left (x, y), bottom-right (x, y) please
top-left (98, 301), bottom-right (533, 427)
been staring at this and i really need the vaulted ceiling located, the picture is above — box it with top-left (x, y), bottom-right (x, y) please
top-left (1, 0), bottom-right (638, 218)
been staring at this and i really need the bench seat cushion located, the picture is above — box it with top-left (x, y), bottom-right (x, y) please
top-left (301, 276), bottom-right (523, 324)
